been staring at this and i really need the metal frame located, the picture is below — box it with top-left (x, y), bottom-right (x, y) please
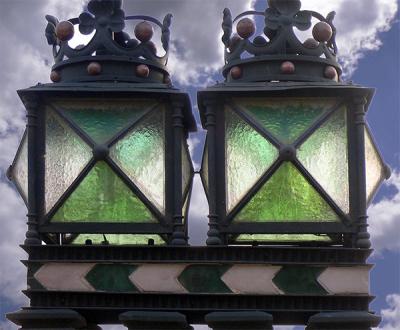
top-left (198, 84), bottom-right (375, 247)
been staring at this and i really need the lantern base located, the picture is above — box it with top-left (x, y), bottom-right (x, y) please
top-left (306, 311), bottom-right (381, 330)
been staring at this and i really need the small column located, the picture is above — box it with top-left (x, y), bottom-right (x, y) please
top-left (306, 311), bottom-right (381, 330)
top-left (119, 311), bottom-right (192, 330)
top-left (205, 311), bottom-right (273, 330)
top-left (203, 98), bottom-right (222, 246)
top-left (6, 309), bottom-right (87, 330)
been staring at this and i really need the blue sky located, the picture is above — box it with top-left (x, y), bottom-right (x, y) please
top-left (0, 1), bottom-right (399, 329)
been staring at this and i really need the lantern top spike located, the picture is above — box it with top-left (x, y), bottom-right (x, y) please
top-left (222, 0), bottom-right (341, 83)
top-left (45, 0), bottom-right (173, 85)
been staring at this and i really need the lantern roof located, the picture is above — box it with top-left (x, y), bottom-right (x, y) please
top-left (222, 0), bottom-right (342, 84)
top-left (45, 0), bottom-right (173, 85)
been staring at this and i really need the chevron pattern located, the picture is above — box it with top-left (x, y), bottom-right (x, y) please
top-left (32, 263), bottom-right (371, 295)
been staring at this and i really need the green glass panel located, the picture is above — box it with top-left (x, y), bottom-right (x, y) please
top-left (201, 140), bottom-right (209, 196)
top-left (298, 107), bottom-right (349, 213)
top-left (72, 234), bottom-right (165, 245)
top-left (235, 234), bottom-right (332, 243)
top-left (365, 128), bottom-right (385, 204)
top-left (225, 106), bottom-right (279, 212)
top-left (110, 109), bottom-right (165, 213)
top-left (237, 97), bottom-right (336, 143)
top-left (55, 99), bottom-right (154, 144)
top-left (45, 109), bottom-right (92, 213)
top-left (182, 140), bottom-right (193, 197)
top-left (52, 161), bottom-right (156, 223)
top-left (182, 192), bottom-right (190, 224)
top-left (12, 132), bottom-right (28, 202)
top-left (235, 162), bottom-right (340, 222)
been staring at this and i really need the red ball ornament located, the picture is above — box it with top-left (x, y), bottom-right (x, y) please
top-left (87, 62), bottom-right (102, 75)
top-left (303, 38), bottom-right (319, 49)
top-left (230, 66), bottom-right (242, 80)
top-left (229, 34), bottom-right (242, 52)
top-left (55, 21), bottom-right (75, 42)
top-left (135, 21), bottom-right (154, 43)
top-left (147, 41), bottom-right (157, 55)
top-left (236, 18), bottom-right (255, 39)
top-left (136, 64), bottom-right (150, 78)
top-left (312, 22), bottom-right (333, 43)
top-left (50, 71), bottom-right (61, 82)
top-left (324, 66), bottom-right (338, 81)
top-left (281, 61), bottom-right (295, 74)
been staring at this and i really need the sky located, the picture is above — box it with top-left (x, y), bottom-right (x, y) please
top-left (0, 0), bottom-right (399, 329)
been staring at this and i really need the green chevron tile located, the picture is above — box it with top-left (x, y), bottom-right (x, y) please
top-left (273, 266), bottom-right (327, 295)
top-left (28, 263), bottom-right (46, 291)
top-left (86, 264), bottom-right (138, 292)
top-left (178, 265), bottom-right (232, 293)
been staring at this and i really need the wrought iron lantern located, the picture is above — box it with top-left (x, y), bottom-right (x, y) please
top-left (8, 0), bottom-right (196, 247)
top-left (198, 0), bottom-right (390, 247)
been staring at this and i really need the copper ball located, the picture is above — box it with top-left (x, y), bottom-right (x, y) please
top-left (135, 21), bottom-right (154, 43)
top-left (303, 38), bottom-right (319, 49)
top-left (236, 18), bottom-right (255, 39)
top-left (230, 66), bottom-right (242, 80)
top-left (312, 22), bottom-right (333, 43)
top-left (281, 61), bottom-right (295, 74)
top-left (87, 62), bottom-right (102, 75)
top-left (55, 21), bottom-right (75, 42)
top-left (164, 75), bottom-right (172, 85)
top-left (324, 66), bottom-right (338, 81)
top-left (229, 34), bottom-right (242, 52)
top-left (50, 70), bottom-right (61, 82)
top-left (146, 41), bottom-right (157, 55)
top-left (136, 64), bottom-right (150, 78)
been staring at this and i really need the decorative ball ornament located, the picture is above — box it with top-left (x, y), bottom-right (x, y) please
top-left (312, 22), bottom-right (333, 43)
top-left (146, 41), bottom-right (157, 55)
top-left (134, 21), bottom-right (154, 43)
top-left (55, 21), bottom-right (75, 41)
top-left (324, 66), bottom-right (338, 81)
top-left (164, 75), bottom-right (172, 85)
top-left (253, 36), bottom-right (268, 47)
top-left (230, 66), bottom-right (242, 80)
top-left (87, 62), bottom-right (102, 75)
top-left (303, 38), bottom-right (319, 49)
top-left (236, 18), bottom-right (256, 39)
top-left (50, 71), bottom-right (61, 82)
top-left (281, 61), bottom-right (295, 74)
top-left (136, 64), bottom-right (150, 78)
top-left (229, 34), bottom-right (242, 52)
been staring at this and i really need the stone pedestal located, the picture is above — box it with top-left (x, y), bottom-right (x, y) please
top-left (119, 311), bottom-right (192, 330)
top-left (306, 311), bottom-right (381, 330)
top-left (205, 311), bottom-right (273, 330)
top-left (6, 309), bottom-right (87, 330)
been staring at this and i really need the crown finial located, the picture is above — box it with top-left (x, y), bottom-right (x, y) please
top-left (45, 0), bottom-right (173, 85)
top-left (222, 0), bottom-right (341, 83)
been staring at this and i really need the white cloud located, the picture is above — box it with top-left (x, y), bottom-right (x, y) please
top-left (369, 172), bottom-right (400, 253)
top-left (378, 294), bottom-right (400, 330)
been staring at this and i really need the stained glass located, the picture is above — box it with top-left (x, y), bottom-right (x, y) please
top-left (182, 140), bottom-right (193, 197)
top-left (236, 97), bottom-right (336, 144)
top-left (235, 162), bottom-right (340, 222)
top-left (52, 161), bottom-right (156, 223)
top-left (11, 133), bottom-right (28, 202)
top-left (235, 234), bottom-right (332, 243)
top-left (45, 109), bottom-right (92, 213)
top-left (71, 234), bottom-right (165, 245)
top-left (54, 99), bottom-right (154, 144)
top-left (225, 106), bottom-right (279, 212)
top-left (201, 140), bottom-right (209, 196)
top-left (298, 107), bottom-right (349, 213)
top-left (365, 128), bottom-right (386, 204)
top-left (110, 110), bottom-right (165, 213)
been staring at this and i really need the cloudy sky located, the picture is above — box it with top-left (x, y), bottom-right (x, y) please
top-left (0, 0), bottom-right (399, 329)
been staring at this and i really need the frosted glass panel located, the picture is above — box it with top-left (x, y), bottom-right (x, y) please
top-left (55, 99), bottom-right (154, 144)
top-left (365, 128), bottom-right (385, 204)
top-left (182, 140), bottom-right (193, 197)
top-left (72, 234), bottom-right (165, 245)
top-left (52, 161), bottom-right (156, 223)
top-left (201, 140), bottom-right (209, 196)
top-left (110, 110), bottom-right (165, 213)
top-left (298, 107), bottom-right (349, 213)
top-left (45, 109), bottom-right (92, 213)
top-left (235, 162), bottom-right (340, 222)
top-left (237, 98), bottom-right (336, 143)
top-left (12, 133), bottom-right (28, 202)
top-left (226, 106), bottom-right (279, 212)
top-left (235, 234), bottom-right (332, 243)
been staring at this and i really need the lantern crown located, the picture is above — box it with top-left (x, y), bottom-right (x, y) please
top-left (45, 0), bottom-right (172, 85)
top-left (222, 0), bottom-right (341, 83)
